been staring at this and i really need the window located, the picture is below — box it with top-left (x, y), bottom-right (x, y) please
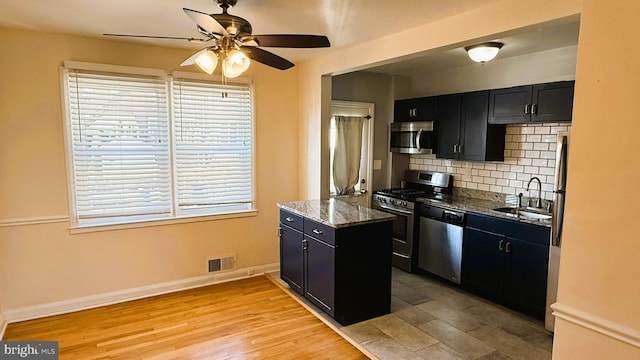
top-left (62, 63), bottom-right (255, 228)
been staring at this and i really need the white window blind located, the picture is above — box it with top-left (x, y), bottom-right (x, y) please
top-left (172, 79), bottom-right (253, 215)
top-left (65, 70), bottom-right (172, 224)
top-left (62, 65), bottom-right (255, 228)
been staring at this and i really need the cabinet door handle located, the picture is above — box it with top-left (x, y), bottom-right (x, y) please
top-left (453, 144), bottom-right (457, 153)
top-left (410, 108), bottom-right (417, 117)
top-left (524, 104), bottom-right (530, 114)
top-left (498, 239), bottom-right (504, 251)
top-left (458, 144), bottom-right (463, 154)
top-left (278, 227), bottom-right (282, 237)
top-left (505, 241), bottom-right (511, 253)
top-left (312, 229), bottom-right (323, 235)
top-left (302, 239), bottom-right (308, 250)
top-left (285, 217), bottom-right (294, 222)
top-left (531, 104), bottom-right (537, 114)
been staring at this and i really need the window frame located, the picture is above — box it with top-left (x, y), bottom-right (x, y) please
top-left (60, 62), bottom-right (257, 232)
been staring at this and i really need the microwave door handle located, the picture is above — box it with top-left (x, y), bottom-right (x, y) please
top-left (416, 129), bottom-right (423, 151)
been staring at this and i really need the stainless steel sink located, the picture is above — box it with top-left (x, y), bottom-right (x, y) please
top-left (493, 207), bottom-right (552, 220)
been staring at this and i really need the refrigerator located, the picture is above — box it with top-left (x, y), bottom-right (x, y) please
top-left (545, 130), bottom-right (569, 332)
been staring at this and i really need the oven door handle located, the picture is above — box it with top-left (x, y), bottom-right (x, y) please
top-left (375, 206), bottom-right (413, 216)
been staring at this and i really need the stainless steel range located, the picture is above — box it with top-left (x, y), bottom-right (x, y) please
top-left (372, 170), bottom-right (453, 272)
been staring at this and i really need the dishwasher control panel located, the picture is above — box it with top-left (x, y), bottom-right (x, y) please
top-left (419, 203), bottom-right (465, 226)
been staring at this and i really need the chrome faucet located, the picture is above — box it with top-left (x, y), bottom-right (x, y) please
top-left (526, 177), bottom-right (543, 208)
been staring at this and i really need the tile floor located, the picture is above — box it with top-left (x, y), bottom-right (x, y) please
top-left (277, 267), bottom-right (554, 360)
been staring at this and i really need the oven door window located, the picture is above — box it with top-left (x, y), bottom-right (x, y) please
top-left (392, 215), bottom-right (407, 242)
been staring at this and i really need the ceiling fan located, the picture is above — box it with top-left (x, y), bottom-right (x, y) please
top-left (104, 0), bottom-right (330, 77)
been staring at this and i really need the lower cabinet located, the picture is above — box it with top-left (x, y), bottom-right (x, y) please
top-left (305, 235), bottom-right (335, 313)
top-left (279, 223), bottom-right (304, 294)
top-left (462, 212), bottom-right (550, 319)
top-left (279, 209), bottom-right (392, 325)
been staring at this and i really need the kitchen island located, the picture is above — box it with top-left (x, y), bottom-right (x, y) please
top-left (277, 199), bottom-right (396, 325)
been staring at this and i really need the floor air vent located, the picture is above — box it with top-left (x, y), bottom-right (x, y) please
top-left (208, 256), bottom-right (236, 273)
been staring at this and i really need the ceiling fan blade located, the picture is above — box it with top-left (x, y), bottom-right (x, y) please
top-left (180, 48), bottom-right (211, 66)
top-left (103, 33), bottom-right (208, 43)
top-left (242, 47), bottom-right (294, 70)
top-left (183, 8), bottom-right (228, 36)
top-left (251, 35), bottom-right (330, 48)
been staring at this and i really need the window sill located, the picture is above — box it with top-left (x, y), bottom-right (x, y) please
top-left (69, 210), bottom-right (259, 234)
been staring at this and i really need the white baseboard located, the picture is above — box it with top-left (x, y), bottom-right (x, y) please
top-left (2, 263), bottom-right (279, 324)
top-left (551, 302), bottom-right (640, 348)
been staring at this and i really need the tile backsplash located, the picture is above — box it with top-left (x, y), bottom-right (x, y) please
top-left (410, 123), bottom-right (571, 201)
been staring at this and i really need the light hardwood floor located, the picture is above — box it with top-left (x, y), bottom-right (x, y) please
top-left (3, 275), bottom-right (369, 359)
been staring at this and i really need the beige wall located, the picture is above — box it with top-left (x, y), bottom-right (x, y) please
top-left (0, 27), bottom-right (299, 309)
top-left (552, 0), bottom-right (640, 357)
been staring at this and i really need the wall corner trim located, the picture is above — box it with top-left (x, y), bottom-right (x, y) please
top-left (2, 263), bottom-right (279, 325)
top-left (0, 313), bottom-right (6, 339)
top-left (551, 302), bottom-right (640, 348)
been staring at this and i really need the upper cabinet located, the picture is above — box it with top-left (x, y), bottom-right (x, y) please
top-left (436, 91), bottom-right (506, 161)
top-left (394, 96), bottom-right (438, 122)
top-left (488, 81), bottom-right (575, 124)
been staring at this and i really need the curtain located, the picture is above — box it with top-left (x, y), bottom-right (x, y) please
top-left (332, 116), bottom-right (365, 195)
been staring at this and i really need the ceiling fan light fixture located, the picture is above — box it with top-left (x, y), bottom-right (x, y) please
top-left (465, 42), bottom-right (504, 63)
top-left (223, 49), bottom-right (251, 78)
top-left (195, 50), bottom-right (219, 74)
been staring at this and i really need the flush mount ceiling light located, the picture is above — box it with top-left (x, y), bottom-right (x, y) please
top-left (465, 42), bottom-right (504, 63)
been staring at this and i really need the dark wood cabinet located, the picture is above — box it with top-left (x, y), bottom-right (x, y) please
top-left (394, 96), bottom-right (438, 122)
top-left (305, 234), bottom-right (335, 314)
top-left (279, 211), bottom-right (304, 294)
top-left (531, 82), bottom-right (575, 122)
top-left (280, 224), bottom-right (304, 294)
top-left (489, 81), bottom-right (574, 124)
top-left (279, 209), bottom-right (392, 325)
top-left (505, 237), bottom-right (550, 316)
top-left (461, 227), bottom-right (505, 300)
top-left (462, 212), bottom-right (550, 319)
top-left (436, 91), bottom-right (505, 161)
top-left (435, 94), bottom-right (461, 159)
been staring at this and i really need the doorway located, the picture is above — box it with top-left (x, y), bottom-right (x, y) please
top-left (330, 100), bottom-right (374, 207)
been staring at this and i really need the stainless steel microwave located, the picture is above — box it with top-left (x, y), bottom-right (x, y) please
top-left (389, 121), bottom-right (435, 154)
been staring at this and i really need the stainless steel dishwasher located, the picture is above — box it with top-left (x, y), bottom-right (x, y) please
top-left (418, 203), bottom-right (465, 284)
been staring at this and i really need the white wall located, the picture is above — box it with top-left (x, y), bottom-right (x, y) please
top-left (408, 46), bottom-right (577, 97)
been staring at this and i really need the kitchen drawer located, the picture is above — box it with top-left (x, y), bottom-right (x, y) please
top-left (304, 218), bottom-right (335, 246)
top-left (280, 210), bottom-right (303, 231)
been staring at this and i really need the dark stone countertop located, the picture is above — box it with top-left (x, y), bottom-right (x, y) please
top-left (417, 195), bottom-right (552, 227)
top-left (277, 199), bottom-right (397, 228)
